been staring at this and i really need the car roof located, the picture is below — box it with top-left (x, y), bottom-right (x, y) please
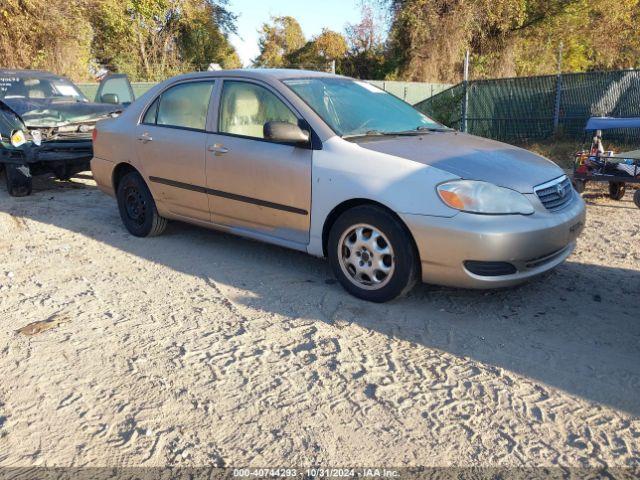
top-left (166, 68), bottom-right (349, 82)
top-left (0, 69), bottom-right (67, 79)
top-left (0, 68), bottom-right (348, 82)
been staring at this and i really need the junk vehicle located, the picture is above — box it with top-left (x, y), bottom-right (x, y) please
top-left (573, 116), bottom-right (640, 208)
top-left (0, 70), bottom-right (133, 196)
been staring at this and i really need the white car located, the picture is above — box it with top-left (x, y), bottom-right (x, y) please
top-left (91, 70), bottom-right (585, 302)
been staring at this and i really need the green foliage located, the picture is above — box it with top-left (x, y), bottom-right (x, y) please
top-left (0, 0), bottom-right (94, 80)
top-left (253, 17), bottom-right (348, 70)
top-left (387, 0), bottom-right (640, 82)
top-left (286, 29), bottom-right (348, 69)
top-left (92, 0), bottom-right (240, 81)
top-left (253, 16), bottom-right (306, 67)
top-left (1, 0), bottom-right (240, 81)
top-left (339, 5), bottom-right (388, 79)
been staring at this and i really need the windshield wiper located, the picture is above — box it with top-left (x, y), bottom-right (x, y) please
top-left (342, 130), bottom-right (386, 139)
top-left (392, 126), bottom-right (450, 134)
top-left (343, 126), bottom-right (451, 139)
top-left (416, 125), bottom-right (451, 132)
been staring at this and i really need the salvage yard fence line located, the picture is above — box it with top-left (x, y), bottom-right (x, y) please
top-left (78, 82), bottom-right (156, 102)
top-left (414, 69), bottom-right (640, 143)
top-left (77, 80), bottom-right (452, 107)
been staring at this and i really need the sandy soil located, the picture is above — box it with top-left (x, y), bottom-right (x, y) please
top-left (0, 173), bottom-right (639, 468)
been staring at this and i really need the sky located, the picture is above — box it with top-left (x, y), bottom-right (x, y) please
top-left (227, 0), bottom-right (363, 66)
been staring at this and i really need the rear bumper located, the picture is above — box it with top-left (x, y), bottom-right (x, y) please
top-left (401, 192), bottom-right (586, 289)
top-left (90, 156), bottom-right (116, 196)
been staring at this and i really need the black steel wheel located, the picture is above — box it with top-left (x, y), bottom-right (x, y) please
top-left (116, 171), bottom-right (167, 237)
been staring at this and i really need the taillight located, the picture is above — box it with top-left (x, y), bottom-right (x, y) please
top-left (92, 128), bottom-right (98, 143)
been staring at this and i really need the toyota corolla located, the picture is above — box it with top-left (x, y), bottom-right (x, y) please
top-left (91, 70), bottom-right (585, 302)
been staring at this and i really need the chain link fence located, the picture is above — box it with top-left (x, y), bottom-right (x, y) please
top-left (415, 69), bottom-right (640, 144)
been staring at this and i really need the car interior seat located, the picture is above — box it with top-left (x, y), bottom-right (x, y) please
top-left (223, 87), bottom-right (265, 138)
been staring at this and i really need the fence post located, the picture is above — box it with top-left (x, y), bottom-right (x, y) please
top-left (553, 42), bottom-right (563, 134)
top-left (461, 50), bottom-right (470, 132)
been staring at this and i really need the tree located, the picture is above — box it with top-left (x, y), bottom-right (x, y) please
top-left (287, 29), bottom-right (348, 69)
top-left (386, 0), bottom-right (640, 82)
top-left (92, 0), bottom-right (240, 81)
top-left (253, 16), bottom-right (305, 67)
top-left (341, 4), bottom-right (388, 78)
top-left (0, 0), bottom-right (93, 80)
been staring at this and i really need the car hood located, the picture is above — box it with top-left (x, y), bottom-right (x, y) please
top-left (0, 98), bottom-right (121, 128)
top-left (353, 131), bottom-right (564, 193)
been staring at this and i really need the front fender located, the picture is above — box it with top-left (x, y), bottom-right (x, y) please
top-left (308, 136), bottom-right (460, 256)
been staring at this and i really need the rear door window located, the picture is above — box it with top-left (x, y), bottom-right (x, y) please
top-left (156, 81), bottom-right (215, 131)
top-left (142, 98), bottom-right (159, 125)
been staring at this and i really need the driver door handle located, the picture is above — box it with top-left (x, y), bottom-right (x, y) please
top-left (137, 132), bottom-right (153, 143)
top-left (208, 144), bottom-right (229, 155)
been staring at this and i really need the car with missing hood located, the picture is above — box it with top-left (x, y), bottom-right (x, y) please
top-left (91, 70), bottom-right (586, 302)
top-left (0, 70), bottom-right (134, 196)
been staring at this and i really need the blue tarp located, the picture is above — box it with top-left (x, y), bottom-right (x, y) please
top-left (585, 117), bottom-right (640, 131)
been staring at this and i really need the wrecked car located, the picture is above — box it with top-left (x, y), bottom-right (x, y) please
top-left (0, 70), bottom-right (133, 196)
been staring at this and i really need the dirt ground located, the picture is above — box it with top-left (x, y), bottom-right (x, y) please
top-left (0, 173), bottom-right (639, 468)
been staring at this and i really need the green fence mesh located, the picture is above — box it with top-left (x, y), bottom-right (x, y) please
top-left (415, 69), bottom-right (640, 144)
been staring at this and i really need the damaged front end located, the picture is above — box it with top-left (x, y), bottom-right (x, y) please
top-left (1, 99), bottom-right (121, 196)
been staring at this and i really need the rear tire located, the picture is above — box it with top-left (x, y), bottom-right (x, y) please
top-left (5, 164), bottom-right (33, 197)
top-left (328, 205), bottom-right (419, 302)
top-left (634, 189), bottom-right (640, 209)
top-left (116, 171), bottom-right (167, 237)
top-left (609, 182), bottom-right (625, 200)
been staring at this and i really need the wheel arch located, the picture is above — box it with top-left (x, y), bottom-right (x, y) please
top-left (112, 162), bottom-right (139, 192)
top-left (321, 198), bottom-right (420, 264)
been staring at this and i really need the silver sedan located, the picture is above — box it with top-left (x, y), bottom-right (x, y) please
top-left (91, 69), bottom-right (585, 302)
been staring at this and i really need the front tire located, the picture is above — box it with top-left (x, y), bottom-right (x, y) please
top-left (5, 164), bottom-right (33, 197)
top-left (328, 205), bottom-right (419, 302)
top-left (116, 171), bottom-right (167, 237)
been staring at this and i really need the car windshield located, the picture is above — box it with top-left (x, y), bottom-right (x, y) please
top-left (0, 75), bottom-right (87, 102)
top-left (283, 77), bottom-right (444, 137)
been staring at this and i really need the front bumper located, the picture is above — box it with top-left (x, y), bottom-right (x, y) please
top-left (401, 191), bottom-right (586, 289)
top-left (0, 140), bottom-right (92, 165)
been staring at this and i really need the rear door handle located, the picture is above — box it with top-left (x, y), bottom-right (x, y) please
top-left (137, 133), bottom-right (153, 143)
top-left (208, 144), bottom-right (229, 155)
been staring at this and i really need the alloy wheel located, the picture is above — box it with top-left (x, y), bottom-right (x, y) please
top-left (338, 223), bottom-right (395, 290)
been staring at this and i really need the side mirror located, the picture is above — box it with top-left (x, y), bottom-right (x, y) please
top-left (264, 121), bottom-right (310, 145)
top-left (101, 93), bottom-right (120, 105)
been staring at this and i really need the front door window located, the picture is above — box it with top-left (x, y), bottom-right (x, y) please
top-left (219, 81), bottom-right (298, 139)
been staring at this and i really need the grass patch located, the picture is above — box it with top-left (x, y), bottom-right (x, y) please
top-left (514, 140), bottom-right (581, 169)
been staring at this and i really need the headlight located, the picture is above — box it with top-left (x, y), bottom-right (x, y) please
top-left (437, 180), bottom-right (534, 215)
top-left (10, 130), bottom-right (27, 147)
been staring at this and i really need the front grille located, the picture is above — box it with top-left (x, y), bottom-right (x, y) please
top-left (535, 176), bottom-right (573, 212)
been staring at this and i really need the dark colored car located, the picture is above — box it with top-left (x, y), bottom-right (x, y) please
top-left (0, 70), bottom-right (134, 196)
